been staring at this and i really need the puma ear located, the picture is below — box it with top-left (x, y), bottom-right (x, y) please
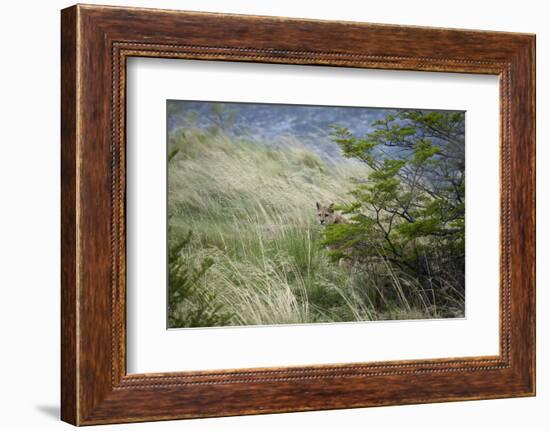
top-left (328, 203), bottom-right (335, 213)
top-left (316, 202), bottom-right (321, 210)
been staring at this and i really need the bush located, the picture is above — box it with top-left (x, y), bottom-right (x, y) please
top-left (325, 110), bottom-right (465, 316)
top-left (167, 231), bottom-right (234, 328)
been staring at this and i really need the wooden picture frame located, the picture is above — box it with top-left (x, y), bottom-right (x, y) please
top-left (61, 4), bottom-right (535, 426)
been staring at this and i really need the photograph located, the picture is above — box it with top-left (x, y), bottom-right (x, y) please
top-left (166, 100), bottom-right (466, 328)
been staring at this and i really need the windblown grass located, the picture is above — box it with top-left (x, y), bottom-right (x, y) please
top-left (167, 128), bottom-right (446, 328)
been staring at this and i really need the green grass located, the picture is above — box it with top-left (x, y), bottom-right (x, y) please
top-left (167, 127), bottom-right (442, 328)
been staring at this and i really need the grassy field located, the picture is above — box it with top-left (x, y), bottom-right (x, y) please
top-left (167, 127), bottom-right (446, 328)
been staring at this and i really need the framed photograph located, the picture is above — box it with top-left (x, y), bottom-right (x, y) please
top-left (61, 4), bottom-right (536, 425)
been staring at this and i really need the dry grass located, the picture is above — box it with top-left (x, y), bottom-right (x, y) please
top-left (168, 128), bottom-right (442, 328)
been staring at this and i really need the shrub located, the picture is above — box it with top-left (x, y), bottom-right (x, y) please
top-left (325, 110), bottom-right (465, 315)
top-left (167, 231), bottom-right (234, 328)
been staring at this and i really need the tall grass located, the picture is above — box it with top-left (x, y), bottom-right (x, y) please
top-left (167, 127), bottom-right (447, 328)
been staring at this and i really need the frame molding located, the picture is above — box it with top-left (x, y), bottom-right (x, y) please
top-left (61, 4), bottom-right (535, 425)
